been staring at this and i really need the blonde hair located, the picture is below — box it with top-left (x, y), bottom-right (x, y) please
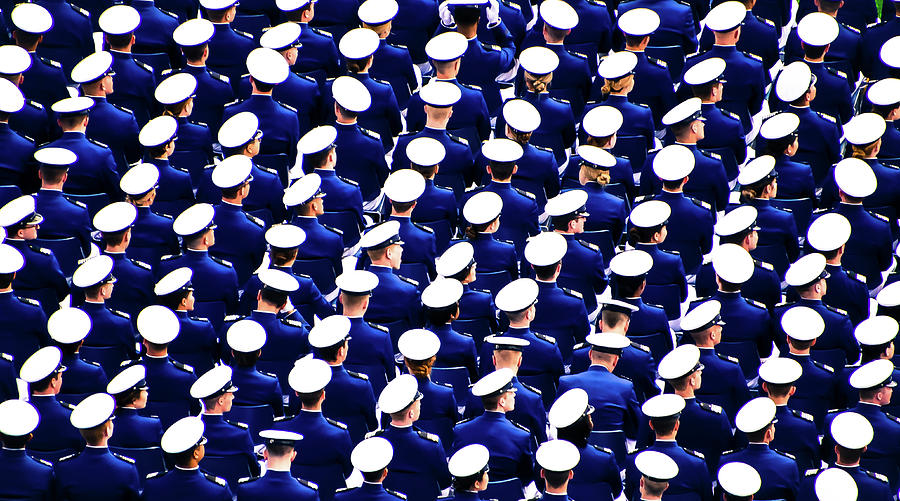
top-left (507, 127), bottom-right (532, 144)
top-left (580, 163), bottom-right (611, 186)
top-left (601, 74), bottom-right (634, 97)
top-left (525, 72), bottom-right (553, 94)
top-left (851, 141), bottom-right (879, 159)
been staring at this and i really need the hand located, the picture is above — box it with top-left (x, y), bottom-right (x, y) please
top-left (439, 0), bottom-right (456, 28)
top-left (485, 0), bottom-right (501, 26)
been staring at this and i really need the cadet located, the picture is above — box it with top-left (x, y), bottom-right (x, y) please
top-left (700, 243), bottom-right (773, 378)
top-left (207, 156), bottom-right (266, 283)
top-left (106, 364), bottom-right (165, 448)
top-left (699, 0), bottom-right (779, 71)
top-left (771, 62), bottom-right (842, 186)
top-left (49, 308), bottom-right (108, 403)
top-left (641, 104), bottom-right (729, 213)
top-left (457, 191), bottom-right (518, 289)
top-left (9, 3), bottom-right (68, 109)
top-left (549, 389), bottom-right (621, 500)
top-left (256, 23), bottom-right (323, 137)
top-left (534, 439), bottom-right (580, 501)
top-left (134, 305), bottom-right (200, 426)
top-left (71, 256), bottom-right (138, 366)
top-left (651, 345), bottom-right (733, 471)
top-left (778, 306), bottom-right (840, 430)
top-left (571, 143), bottom-right (630, 237)
top-left (159, 203), bottom-right (240, 313)
top-left (128, 0), bottom-right (180, 64)
top-left (838, 317), bottom-right (900, 415)
top-left (71, 50), bottom-right (141, 166)
top-left (806, 214), bottom-right (870, 324)
top-left (280, 0), bottom-right (342, 79)
top-left (757, 114), bottom-right (816, 201)
top-left (294, 126), bottom-right (365, 238)
top-left (153, 73), bottom-right (215, 167)
top-left (406, 137), bottom-right (460, 251)
top-left (757, 357), bottom-right (820, 471)
top-left (19, 346), bottom-right (85, 453)
top-left (32, 147), bottom-right (92, 255)
top-left (617, 0), bottom-right (697, 55)
top-left (225, 320), bottom-right (283, 416)
top-left (632, 450), bottom-right (680, 501)
top-left (0, 195), bottom-right (68, 314)
top-left (358, 0), bottom-right (418, 109)
top-left (805, 468), bottom-right (859, 501)
top-left (334, 270), bottom-right (395, 396)
top-left (281, 174), bottom-right (348, 284)
top-left (276, 356), bottom-right (353, 501)
top-left (434, 241), bottom-right (500, 336)
top-left (804, 412), bottom-right (893, 501)
top-left (137, 117), bottom-right (196, 218)
top-left (98, 6), bottom-right (157, 126)
top-left (867, 79), bottom-right (900, 159)
top-left (0, 78), bottom-right (36, 191)
top-left (0, 399), bottom-right (56, 500)
top-left (201, 0), bottom-right (254, 91)
top-left (778, 254), bottom-right (859, 369)
top-left (155, 267), bottom-right (220, 375)
top-left (421, 278), bottom-right (479, 383)
top-left (606, 249), bottom-right (672, 356)
top-left (191, 365), bottom-right (260, 477)
top-left (171, 18), bottom-right (235, 130)
top-left (236, 430), bottom-right (317, 500)
top-left (449, 2), bottom-right (516, 116)
top-left (407, 32), bottom-right (491, 152)
top-left (453, 368), bottom-right (534, 499)
top-left (822, 360), bottom-right (900, 489)
top-left (32, 0), bottom-right (92, 77)
top-left (445, 444), bottom-right (491, 501)
top-left (334, 28), bottom-right (402, 151)
top-left (373, 373), bottom-right (451, 501)
top-left (558, 332), bottom-right (639, 462)
top-left (142, 416), bottom-right (233, 500)
top-left (836, 114), bottom-right (900, 229)
top-left (330, 78), bottom-right (390, 208)
top-left (308, 315), bottom-right (378, 443)
top-left (240, 224), bottom-right (333, 323)
top-left (695, 206), bottom-right (781, 310)
top-left (120, 163), bottom-right (181, 267)
top-left (398, 329), bottom-right (459, 447)
top-left (738, 158), bottom-right (801, 275)
top-left (92, 202), bottom-right (155, 318)
top-left (45, 97), bottom-right (120, 198)
top-left (631, 198), bottom-right (711, 279)
top-left (56, 393), bottom-right (142, 500)
top-left (860, 4), bottom-right (900, 79)
top-left (625, 394), bottom-right (712, 501)
top-left (680, 2), bottom-right (765, 133)
top-left (785, 10), bottom-right (861, 81)
top-left (628, 198), bottom-right (689, 307)
top-left (335, 437), bottom-right (403, 501)
top-left (382, 169), bottom-right (439, 281)
top-left (524, 232), bottom-right (590, 363)
top-left (0, 47), bottom-right (53, 152)
top-left (394, 81), bottom-right (478, 200)
top-left (618, 8), bottom-right (677, 130)
top-left (682, 57), bottom-right (747, 168)
top-left (718, 462), bottom-right (762, 501)
top-left (720, 397), bottom-right (801, 500)
top-left (359, 221), bottom-right (423, 339)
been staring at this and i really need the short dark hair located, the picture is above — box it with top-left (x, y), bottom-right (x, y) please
top-left (613, 275), bottom-right (644, 298)
top-left (106, 33), bottom-right (132, 49)
top-left (39, 166), bottom-right (66, 184)
top-left (453, 6), bottom-right (480, 25)
top-left (425, 304), bottom-right (458, 326)
top-left (453, 471), bottom-right (484, 492)
top-left (182, 44), bottom-right (207, 61)
top-left (489, 160), bottom-right (515, 180)
top-left (650, 416), bottom-right (678, 436)
top-left (362, 469), bottom-right (386, 482)
top-left (0, 272), bottom-right (14, 289)
top-left (251, 78), bottom-right (275, 93)
top-left (298, 389), bottom-right (324, 407)
top-left (533, 263), bottom-right (559, 281)
top-left (543, 469), bottom-right (570, 489)
top-left (801, 43), bottom-right (827, 59)
top-left (391, 200), bottom-right (416, 213)
top-left (260, 287), bottom-right (289, 308)
top-left (313, 341), bottom-right (345, 363)
top-left (157, 289), bottom-right (190, 310)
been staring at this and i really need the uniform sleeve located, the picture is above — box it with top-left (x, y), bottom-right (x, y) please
top-left (681, 10), bottom-right (699, 54)
top-left (404, 100), bottom-right (426, 135)
top-left (126, 463), bottom-right (142, 501)
top-left (488, 23), bottom-right (516, 74)
top-left (225, 268), bottom-right (241, 313)
top-left (309, 281), bottom-right (336, 320)
top-left (383, 331), bottom-right (397, 382)
top-left (363, 381), bottom-right (379, 432)
top-left (624, 386), bottom-right (641, 439)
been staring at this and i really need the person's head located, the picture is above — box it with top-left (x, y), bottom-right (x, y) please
top-left (475, 368), bottom-right (517, 412)
top-left (78, 419), bottom-right (113, 446)
top-left (23, 347), bottom-right (65, 395)
top-left (599, 308), bottom-right (631, 333)
top-left (627, 220), bottom-right (667, 245)
top-left (165, 418), bottom-right (207, 468)
top-left (815, 0), bottom-right (843, 14)
top-left (450, 445), bottom-right (490, 492)
top-left (110, 365), bottom-right (150, 409)
top-left (363, 221), bottom-right (404, 268)
top-left (57, 111), bottom-right (90, 131)
top-left (37, 164), bottom-right (67, 188)
top-left (384, 379), bottom-right (422, 425)
top-left (634, 451), bottom-right (676, 500)
top-left (205, 3), bottom-right (237, 23)
top-left (853, 360), bottom-right (896, 405)
top-left (260, 432), bottom-right (299, 466)
top-left (195, 367), bottom-right (237, 414)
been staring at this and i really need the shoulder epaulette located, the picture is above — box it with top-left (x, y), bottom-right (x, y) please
top-left (578, 240), bottom-right (600, 252)
top-left (85, 359), bottom-right (102, 368)
top-left (297, 477), bottom-right (318, 490)
top-left (841, 22), bottom-right (860, 33)
top-left (88, 138), bottom-right (109, 149)
top-left (717, 353), bottom-right (740, 364)
top-left (325, 417), bottom-right (348, 429)
top-left (40, 57), bottom-right (61, 68)
top-left (816, 111), bottom-right (837, 123)
top-left (790, 408), bottom-right (814, 422)
top-left (745, 298), bottom-right (766, 309)
top-left (273, 415), bottom-right (293, 422)
top-left (223, 99), bottom-right (240, 108)
top-left (245, 213), bottom-right (265, 227)
top-left (238, 476), bottom-right (258, 484)
top-left (774, 449), bottom-right (796, 460)
top-left (158, 6), bottom-right (178, 17)
top-left (413, 222), bottom-right (434, 233)
top-left (742, 51), bottom-right (763, 62)
top-left (805, 468), bottom-right (821, 477)
top-left (35, 457), bottom-right (52, 467)
top-left (520, 381), bottom-right (542, 395)
top-left (235, 29), bottom-right (254, 39)
top-left (754, 259), bottom-right (774, 271)
top-left (226, 419), bottom-right (249, 429)
top-left (702, 149), bottom-right (722, 160)
top-left (634, 195), bottom-right (654, 203)
top-left (27, 100), bottom-right (43, 110)
top-left (322, 224), bottom-right (344, 236)
top-left (648, 56), bottom-right (667, 68)
top-left (28, 244), bottom-right (52, 256)
top-left (698, 401), bottom-right (723, 414)
top-left (534, 332), bottom-right (556, 344)
top-left (135, 61), bottom-right (153, 74)
top-left (160, 253), bottom-right (181, 261)
top-left (631, 341), bottom-right (651, 353)
top-left (725, 110), bottom-right (741, 121)
top-left (864, 470), bottom-right (890, 483)
top-left (445, 133), bottom-right (468, 147)
top-left (365, 429), bottom-right (385, 439)
top-left (685, 51), bottom-right (702, 60)
top-left (551, 96), bottom-right (571, 105)
top-left (509, 420), bottom-right (530, 433)
top-left (347, 369), bottom-right (369, 380)
top-left (70, 3), bottom-right (89, 16)
top-left (161, 68), bottom-right (174, 76)
top-left (335, 486), bottom-right (357, 493)
top-left (259, 165), bottom-right (279, 176)
top-left (146, 470), bottom-right (164, 481)
top-left (337, 175), bottom-right (358, 186)
top-left (513, 187), bottom-right (536, 199)
top-left (386, 489), bottom-right (407, 499)
top-left (113, 452), bottom-right (136, 464)
top-left (311, 27), bottom-right (333, 37)
top-left (532, 144), bottom-right (553, 154)
top-left (483, 43), bottom-right (501, 51)
top-left (774, 301), bottom-right (793, 309)
top-left (224, 314), bottom-right (246, 322)
top-left (572, 342), bottom-right (587, 351)
top-left (281, 318), bottom-right (306, 328)
top-left (847, 270), bottom-right (866, 284)
top-left (868, 210), bottom-right (890, 223)
top-left (277, 101), bottom-right (298, 113)
top-left (455, 416), bottom-right (474, 425)
top-left (683, 447), bottom-right (705, 459)
top-left (203, 472), bottom-right (229, 487)
top-left (590, 444), bottom-right (614, 455)
top-left (16, 296), bottom-right (41, 307)
top-left (689, 197), bottom-right (712, 210)
top-left (132, 259), bottom-right (152, 271)
top-left (209, 70), bottom-right (229, 84)
top-left (824, 304), bottom-right (848, 316)
top-left (0, 353), bottom-right (11, 362)
top-left (360, 127), bottom-right (381, 140)
top-left (568, 50), bottom-right (588, 60)
top-left (561, 287), bottom-right (583, 299)
top-left (367, 322), bottom-right (390, 333)
top-left (172, 360), bottom-right (194, 373)
top-left (60, 401), bottom-right (76, 410)
top-left (826, 67), bottom-right (848, 80)
top-left (398, 275), bottom-right (419, 287)
top-left (260, 371), bottom-right (277, 379)
top-left (417, 429), bottom-right (440, 443)
top-left (812, 360), bottom-right (835, 373)
top-left (210, 255), bottom-right (233, 267)
top-left (458, 331), bottom-right (473, 338)
top-left (58, 452), bottom-right (78, 462)
top-left (886, 413), bottom-right (900, 424)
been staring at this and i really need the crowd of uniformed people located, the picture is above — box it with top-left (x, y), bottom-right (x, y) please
top-left (1, 0), bottom-right (900, 496)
